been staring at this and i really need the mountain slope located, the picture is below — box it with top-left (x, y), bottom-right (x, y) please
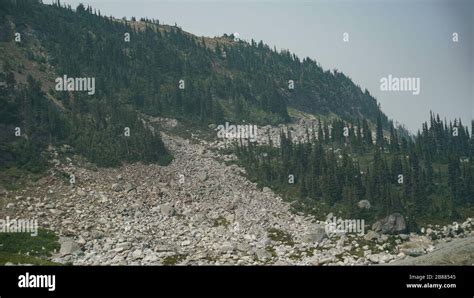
top-left (1, 0), bottom-right (390, 126)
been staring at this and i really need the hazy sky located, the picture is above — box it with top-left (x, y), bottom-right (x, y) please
top-left (50, 0), bottom-right (473, 133)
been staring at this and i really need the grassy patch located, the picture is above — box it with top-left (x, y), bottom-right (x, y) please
top-left (0, 166), bottom-right (43, 191)
top-left (0, 252), bottom-right (58, 265)
top-left (157, 117), bottom-right (215, 144)
top-left (0, 228), bottom-right (60, 265)
top-left (265, 246), bottom-right (277, 258)
top-left (202, 255), bottom-right (219, 263)
top-left (289, 247), bottom-right (316, 261)
top-left (162, 254), bottom-right (187, 265)
top-left (213, 216), bottom-right (230, 228)
top-left (174, 213), bottom-right (186, 220)
top-left (267, 228), bottom-right (295, 246)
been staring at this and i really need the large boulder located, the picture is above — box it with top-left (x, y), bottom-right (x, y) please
top-left (364, 230), bottom-right (380, 241)
top-left (76, 188), bottom-right (87, 197)
top-left (357, 200), bottom-right (371, 210)
top-left (255, 248), bottom-right (272, 261)
top-left (159, 204), bottom-right (175, 217)
top-left (372, 213), bottom-right (406, 234)
top-left (302, 225), bottom-right (327, 243)
top-left (59, 238), bottom-right (82, 256)
top-left (397, 236), bottom-right (433, 257)
top-left (111, 183), bottom-right (123, 192)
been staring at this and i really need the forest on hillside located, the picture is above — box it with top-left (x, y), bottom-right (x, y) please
top-left (235, 113), bottom-right (473, 228)
top-left (0, 0), bottom-right (393, 171)
top-left (0, 1), bottom-right (472, 228)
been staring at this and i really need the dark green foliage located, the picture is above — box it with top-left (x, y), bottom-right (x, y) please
top-left (0, 74), bottom-right (64, 172)
top-left (0, 228), bottom-right (59, 258)
top-left (1, 1), bottom-right (176, 171)
top-left (0, 0), bottom-right (396, 176)
top-left (2, 1), bottom-right (471, 229)
top-left (0, 73), bottom-right (171, 171)
top-left (0, 228), bottom-right (60, 265)
top-left (236, 115), bottom-right (473, 227)
top-left (1, 0), bottom-right (390, 127)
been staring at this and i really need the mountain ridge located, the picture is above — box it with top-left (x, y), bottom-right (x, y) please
top-left (1, 0), bottom-right (392, 126)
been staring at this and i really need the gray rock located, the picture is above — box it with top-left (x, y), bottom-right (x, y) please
top-left (59, 238), bottom-right (81, 256)
top-left (77, 236), bottom-right (86, 245)
top-left (98, 193), bottom-right (108, 203)
top-left (357, 200), bottom-right (371, 210)
top-left (391, 236), bottom-right (474, 265)
top-left (48, 209), bottom-right (63, 215)
top-left (318, 256), bottom-right (334, 265)
top-left (92, 230), bottom-right (105, 239)
top-left (302, 226), bottom-right (327, 244)
top-left (398, 235), bottom-right (433, 257)
top-left (378, 234), bottom-right (389, 243)
top-left (367, 254), bottom-right (380, 263)
top-left (218, 242), bottom-right (235, 254)
top-left (399, 234), bottom-right (410, 240)
top-left (192, 213), bottom-right (207, 224)
top-left (155, 244), bottom-right (173, 252)
top-left (124, 183), bottom-right (135, 193)
top-left (111, 183), bottom-right (122, 192)
top-left (372, 213), bottom-right (406, 234)
top-left (117, 242), bottom-right (132, 250)
top-left (400, 248), bottom-right (425, 257)
top-left (255, 248), bottom-right (272, 261)
top-left (376, 253), bottom-right (394, 264)
top-left (198, 172), bottom-right (208, 182)
top-left (364, 230), bottom-right (379, 241)
top-left (236, 243), bottom-right (251, 252)
top-left (159, 204), bottom-right (175, 217)
top-left (131, 249), bottom-right (143, 260)
top-left (143, 253), bottom-right (159, 263)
